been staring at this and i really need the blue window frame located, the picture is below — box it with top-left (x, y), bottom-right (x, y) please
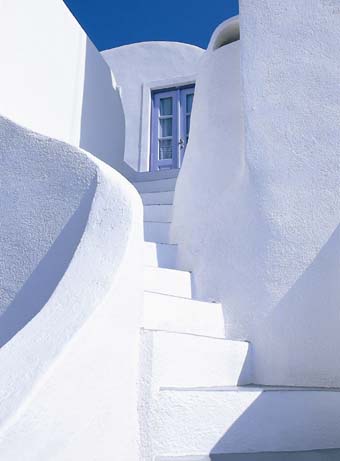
top-left (150, 84), bottom-right (195, 171)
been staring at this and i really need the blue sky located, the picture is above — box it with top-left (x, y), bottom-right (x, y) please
top-left (63, 0), bottom-right (239, 51)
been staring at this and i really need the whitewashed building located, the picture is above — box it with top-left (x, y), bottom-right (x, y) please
top-left (0, 0), bottom-right (340, 460)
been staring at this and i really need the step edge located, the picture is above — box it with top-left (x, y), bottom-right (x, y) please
top-left (144, 242), bottom-right (177, 247)
top-left (144, 221), bottom-right (172, 225)
top-left (142, 326), bottom-right (231, 340)
top-left (144, 220), bottom-right (172, 224)
top-left (144, 204), bottom-right (173, 207)
top-left (141, 327), bottom-right (248, 343)
top-left (137, 189), bottom-right (175, 194)
top-left (144, 290), bottom-right (220, 306)
top-left (159, 385), bottom-right (340, 393)
top-left (144, 266), bottom-right (191, 276)
top-left (133, 176), bottom-right (178, 184)
top-left (155, 450), bottom-right (340, 460)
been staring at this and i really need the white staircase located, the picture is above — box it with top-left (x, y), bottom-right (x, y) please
top-left (134, 176), bottom-right (340, 460)
top-left (138, 177), bottom-right (175, 245)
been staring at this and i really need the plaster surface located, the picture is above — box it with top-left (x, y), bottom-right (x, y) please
top-left (142, 330), bottom-right (251, 388)
top-left (239, 0), bottom-right (340, 387)
top-left (143, 291), bottom-right (225, 338)
top-left (0, 0), bottom-right (125, 171)
top-left (0, 0), bottom-right (86, 144)
top-left (2, 2), bottom-right (340, 458)
top-left (153, 388), bottom-right (340, 456)
top-left (79, 38), bottom-right (127, 174)
top-left (172, 25), bottom-right (246, 328)
top-left (172, 6), bottom-right (340, 387)
top-left (0, 115), bottom-right (143, 460)
top-left (156, 450), bottom-right (340, 460)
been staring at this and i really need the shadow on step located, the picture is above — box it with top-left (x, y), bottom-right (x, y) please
top-left (210, 449), bottom-right (340, 460)
top-left (210, 389), bottom-right (340, 458)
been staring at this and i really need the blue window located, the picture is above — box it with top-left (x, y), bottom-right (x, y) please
top-left (150, 85), bottom-right (195, 171)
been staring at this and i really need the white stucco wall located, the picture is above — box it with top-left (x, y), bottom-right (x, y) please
top-left (172, 20), bottom-right (246, 328)
top-left (240, 0), bottom-right (340, 387)
top-left (0, 115), bottom-right (143, 459)
top-left (0, 0), bottom-right (125, 170)
top-left (0, 2), bottom-right (146, 455)
top-left (79, 39), bottom-right (127, 173)
top-left (102, 42), bottom-right (204, 172)
top-left (172, 7), bottom-right (340, 388)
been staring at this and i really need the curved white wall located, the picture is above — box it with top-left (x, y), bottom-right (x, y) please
top-left (240, 0), bottom-right (340, 387)
top-left (172, 20), bottom-right (247, 333)
top-left (0, 0), bottom-right (125, 171)
top-left (172, 8), bottom-right (340, 388)
top-left (0, 115), bottom-right (96, 331)
top-left (209, 16), bottom-right (240, 50)
top-left (0, 3), bottom-right (145, 456)
top-left (0, 115), bottom-right (143, 459)
top-left (102, 42), bottom-right (204, 172)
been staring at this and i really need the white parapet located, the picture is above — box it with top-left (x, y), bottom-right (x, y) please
top-left (0, 116), bottom-right (143, 460)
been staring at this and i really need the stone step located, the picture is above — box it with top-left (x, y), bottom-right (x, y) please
top-left (141, 330), bottom-right (251, 388)
top-left (152, 387), bottom-right (340, 457)
top-left (144, 267), bottom-right (192, 298)
top-left (144, 222), bottom-right (172, 244)
top-left (132, 169), bottom-right (178, 183)
top-left (143, 291), bottom-right (224, 338)
top-left (155, 449), bottom-right (340, 461)
top-left (144, 242), bottom-right (177, 269)
top-left (144, 204), bottom-right (172, 223)
top-left (133, 177), bottom-right (177, 193)
top-left (141, 190), bottom-right (174, 206)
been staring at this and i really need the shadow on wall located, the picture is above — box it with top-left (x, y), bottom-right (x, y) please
top-left (0, 177), bottom-right (96, 348)
top-left (238, 341), bottom-right (253, 385)
top-left (210, 448), bottom-right (340, 460)
top-left (80, 39), bottom-right (134, 177)
top-left (252, 221), bottom-right (340, 387)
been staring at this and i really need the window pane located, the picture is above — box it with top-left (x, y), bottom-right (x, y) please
top-left (186, 94), bottom-right (194, 113)
top-left (160, 118), bottom-right (172, 137)
top-left (160, 97), bottom-right (173, 116)
top-left (186, 115), bottom-right (191, 135)
top-left (159, 139), bottom-right (173, 159)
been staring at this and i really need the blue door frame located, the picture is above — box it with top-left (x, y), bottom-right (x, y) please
top-left (150, 85), bottom-right (195, 171)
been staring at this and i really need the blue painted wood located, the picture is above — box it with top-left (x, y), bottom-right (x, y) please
top-left (151, 89), bottom-right (177, 171)
top-left (150, 85), bottom-right (195, 171)
top-left (179, 86), bottom-right (195, 167)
